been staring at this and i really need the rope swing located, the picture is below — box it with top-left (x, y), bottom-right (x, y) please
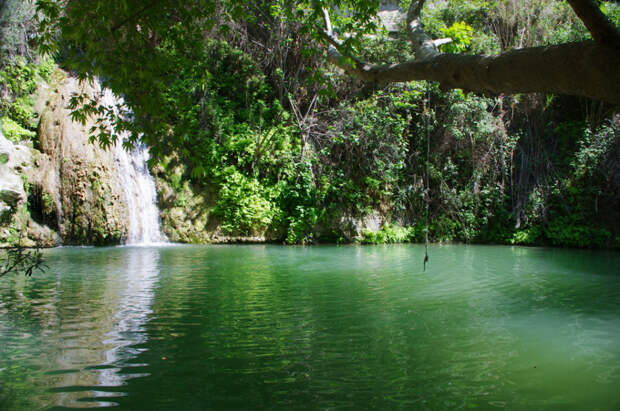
top-left (423, 82), bottom-right (431, 272)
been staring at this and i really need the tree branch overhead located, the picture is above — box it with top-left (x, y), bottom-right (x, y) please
top-left (566, 0), bottom-right (620, 47)
top-left (317, 0), bottom-right (620, 104)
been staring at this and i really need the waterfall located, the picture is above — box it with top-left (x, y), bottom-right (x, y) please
top-left (113, 142), bottom-right (166, 245)
top-left (100, 88), bottom-right (166, 245)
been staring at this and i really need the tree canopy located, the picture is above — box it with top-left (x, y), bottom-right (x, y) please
top-left (32, 0), bottom-right (620, 153)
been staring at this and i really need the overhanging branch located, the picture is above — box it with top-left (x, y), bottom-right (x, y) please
top-left (316, 3), bottom-right (377, 81)
top-left (406, 0), bottom-right (442, 59)
top-left (331, 41), bottom-right (620, 104)
top-left (566, 0), bottom-right (620, 47)
top-left (318, 0), bottom-right (620, 104)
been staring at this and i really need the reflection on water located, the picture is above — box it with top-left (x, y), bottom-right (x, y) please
top-left (0, 247), bottom-right (161, 409)
top-left (0, 245), bottom-right (620, 409)
top-left (98, 248), bottom-right (160, 397)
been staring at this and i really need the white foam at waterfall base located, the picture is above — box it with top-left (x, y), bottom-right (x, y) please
top-left (113, 141), bottom-right (167, 246)
top-left (99, 88), bottom-right (166, 246)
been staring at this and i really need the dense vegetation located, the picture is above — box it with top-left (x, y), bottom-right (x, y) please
top-left (2, 0), bottom-right (619, 248)
top-left (0, 1), bottom-right (52, 143)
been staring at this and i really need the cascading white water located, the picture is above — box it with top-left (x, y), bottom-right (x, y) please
top-left (100, 88), bottom-right (166, 245)
top-left (113, 141), bottom-right (166, 245)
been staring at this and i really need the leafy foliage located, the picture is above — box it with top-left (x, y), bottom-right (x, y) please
top-left (1, 116), bottom-right (35, 141)
top-left (362, 223), bottom-right (415, 244)
top-left (0, 57), bottom-right (54, 141)
top-left (0, 0), bottom-right (37, 63)
top-left (0, 246), bottom-right (46, 279)
top-left (440, 21), bottom-right (474, 53)
top-left (214, 168), bottom-right (280, 235)
top-left (13, 0), bottom-right (620, 249)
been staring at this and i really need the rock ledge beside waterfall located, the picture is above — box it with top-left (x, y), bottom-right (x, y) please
top-left (30, 70), bottom-right (129, 245)
top-left (1, 70), bottom-right (131, 246)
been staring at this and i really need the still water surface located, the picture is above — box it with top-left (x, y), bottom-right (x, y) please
top-left (1, 244), bottom-right (620, 409)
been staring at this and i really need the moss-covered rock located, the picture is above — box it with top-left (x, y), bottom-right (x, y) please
top-left (0, 123), bottom-right (60, 246)
top-left (152, 158), bottom-right (213, 243)
top-left (0, 131), bottom-right (28, 242)
top-left (153, 156), bottom-right (283, 244)
top-left (29, 70), bottom-right (129, 245)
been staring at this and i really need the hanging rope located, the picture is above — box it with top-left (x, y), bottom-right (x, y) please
top-left (423, 82), bottom-right (431, 272)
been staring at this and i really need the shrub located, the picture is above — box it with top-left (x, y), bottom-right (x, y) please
top-left (1, 116), bottom-right (35, 141)
top-left (214, 167), bottom-right (279, 235)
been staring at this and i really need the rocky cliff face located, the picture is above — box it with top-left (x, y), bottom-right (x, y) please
top-left (0, 128), bottom-right (56, 246)
top-left (153, 161), bottom-right (212, 243)
top-left (29, 70), bottom-right (129, 245)
top-left (0, 132), bottom-right (28, 220)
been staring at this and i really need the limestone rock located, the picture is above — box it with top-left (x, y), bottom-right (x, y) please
top-left (0, 130), bottom-right (16, 161)
top-left (0, 131), bottom-right (28, 207)
top-left (0, 174), bottom-right (25, 206)
top-left (27, 219), bottom-right (61, 247)
top-left (30, 70), bottom-right (129, 245)
top-left (314, 210), bottom-right (385, 242)
top-left (153, 161), bottom-right (212, 243)
top-left (0, 128), bottom-right (31, 245)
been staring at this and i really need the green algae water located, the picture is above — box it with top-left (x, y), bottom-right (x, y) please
top-left (1, 244), bottom-right (620, 410)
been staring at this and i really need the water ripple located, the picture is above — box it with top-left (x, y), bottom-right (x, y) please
top-left (1, 245), bottom-right (619, 409)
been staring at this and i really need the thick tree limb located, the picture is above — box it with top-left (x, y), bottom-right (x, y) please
top-left (326, 41), bottom-right (620, 104)
top-left (432, 38), bottom-right (452, 47)
top-left (406, 0), bottom-right (440, 60)
top-left (566, 0), bottom-right (620, 47)
top-left (319, 0), bottom-right (620, 104)
top-left (317, 4), bottom-right (375, 80)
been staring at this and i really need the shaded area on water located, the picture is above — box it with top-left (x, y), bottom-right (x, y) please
top-left (1, 245), bottom-right (620, 409)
